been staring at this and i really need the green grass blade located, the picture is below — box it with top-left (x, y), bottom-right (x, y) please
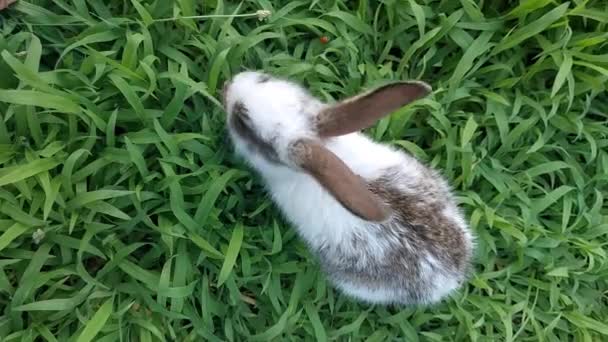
top-left (0, 222), bottom-right (30, 252)
top-left (493, 3), bottom-right (570, 54)
top-left (194, 169), bottom-right (240, 223)
top-left (551, 52), bottom-right (573, 97)
top-left (0, 158), bottom-right (61, 186)
top-left (0, 89), bottom-right (80, 113)
top-left (217, 223), bottom-right (244, 286)
top-left (67, 190), bottom-right (134, 207)
top-left (75, 297), bottom-right (114, 342)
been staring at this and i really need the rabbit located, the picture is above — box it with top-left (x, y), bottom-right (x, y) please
top-left (221, 71), bottom-right (474, 305)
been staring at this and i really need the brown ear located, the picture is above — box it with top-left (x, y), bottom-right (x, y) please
top-left (0, 0), bottom-right (17, 11)
top-left (290, 139), bottom-right (390, 222)
top-left (316, 81), bottom-right (431, 137)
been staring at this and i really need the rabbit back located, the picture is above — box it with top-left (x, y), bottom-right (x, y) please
top-left (264, 132), bottom-right (473, 304)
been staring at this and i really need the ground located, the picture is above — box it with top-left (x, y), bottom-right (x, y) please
top-left (0, 1), bottom-right (607, 341)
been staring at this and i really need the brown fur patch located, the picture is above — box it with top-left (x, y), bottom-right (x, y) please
top-left (367, 174), bottom-right (469, 272)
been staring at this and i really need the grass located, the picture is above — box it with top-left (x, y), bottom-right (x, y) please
top-left (0, 0), bottom-right (607, 340)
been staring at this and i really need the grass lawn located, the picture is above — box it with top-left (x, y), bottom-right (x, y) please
top-left (0, 0), bottom-right (607, 341)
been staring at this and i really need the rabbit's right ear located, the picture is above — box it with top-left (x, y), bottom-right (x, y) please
top-left (289, 139), bottom-right (391, 222)
top-left (316, 82), bottom-right (431, 137)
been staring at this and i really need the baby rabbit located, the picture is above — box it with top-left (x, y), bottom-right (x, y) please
top-left (222, 71), bottom-right (473, 305)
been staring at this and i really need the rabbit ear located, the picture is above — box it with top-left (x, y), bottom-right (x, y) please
top-left (290, 139), bottom-right (390, 222)
top-left (316, 82), bottom-right (431, 137)
top-left (0, 0), bottom-right (17, 10)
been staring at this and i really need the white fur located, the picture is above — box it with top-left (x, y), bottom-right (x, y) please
top-left (224, 71), bottom-right (471, 305)
top-left (420, 254), bottom-right (461, 303)
top-left (336, 282), bottom-right (397, 304)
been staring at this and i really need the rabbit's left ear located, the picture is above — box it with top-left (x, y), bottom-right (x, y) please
top-left (316, 82), bottom-right (431, 137)
top-left (289, 139), bottom-right (391, 222)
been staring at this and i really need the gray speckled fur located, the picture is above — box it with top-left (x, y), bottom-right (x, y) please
top-left (313, 167), bottom-right (472, 305)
